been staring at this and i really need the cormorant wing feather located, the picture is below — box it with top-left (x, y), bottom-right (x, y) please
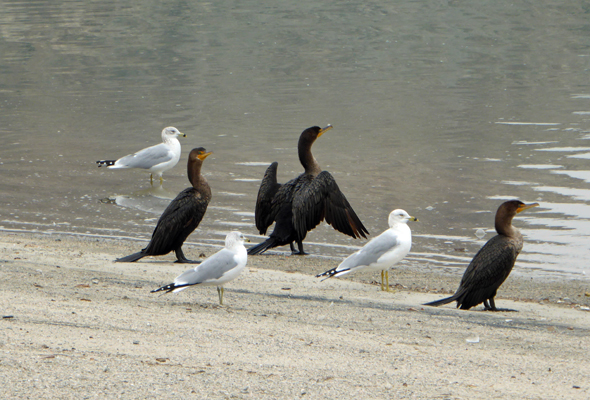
top-left (264, 178), bottom-right (298, 235)
top-left (292, 171), bottom-right (369, 240)
top-left (457, 236), bottom-right (519, 302)
top-left (146, 188), bottom-right (208, 253)
top-left (254, 162), bottom-right (282, 234)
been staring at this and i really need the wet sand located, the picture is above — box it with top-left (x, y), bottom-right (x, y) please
top-left (1, 232), bottom-right (589, 399)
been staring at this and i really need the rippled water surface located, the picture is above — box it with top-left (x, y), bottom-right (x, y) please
top-left (1, 1), bottom-right (590, 279)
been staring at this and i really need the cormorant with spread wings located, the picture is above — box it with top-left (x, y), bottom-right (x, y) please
top-left (248, 125), bottom-right (369, 255)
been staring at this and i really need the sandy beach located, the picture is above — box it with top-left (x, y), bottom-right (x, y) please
top-left (1, 231), bottom-right (589, 399)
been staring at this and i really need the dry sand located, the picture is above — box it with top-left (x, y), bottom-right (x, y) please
top-left (1, 232), bottom-right (589, 399)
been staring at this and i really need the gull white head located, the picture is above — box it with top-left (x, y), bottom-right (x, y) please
top-left (388, 209), bottom-right (418, 227)
top-left (225, 231), bottom-right (248, 249)
top-left (161, 126), bottom-right (186, 140)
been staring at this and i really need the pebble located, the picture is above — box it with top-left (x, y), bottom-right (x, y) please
top-left (466, 336), bottom-right (480, 343)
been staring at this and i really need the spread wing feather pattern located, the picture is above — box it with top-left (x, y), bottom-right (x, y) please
top-left (254, 162), bottom-right (282, 234)
top-left (292, 171), bottom-right (368, 241)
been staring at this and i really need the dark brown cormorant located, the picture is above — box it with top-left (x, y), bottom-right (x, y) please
top-left (424, 200), bottom-right (539, 311)
top-left (248, 125), bottom-right (369, 255)
top-left (116, 147), bottom-right (212, 263)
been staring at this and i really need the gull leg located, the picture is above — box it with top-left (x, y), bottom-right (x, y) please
top-left (159, 176), bottom-right (164, 185)
top-left (217, 286), bottom-right (224, 305)
top-left (380, 270), bottom-right (385, 291)
top-left (385, 270), bottom-right (390, 292)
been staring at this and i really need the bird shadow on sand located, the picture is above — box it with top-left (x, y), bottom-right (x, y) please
top-left (226, 288), bottom-right (588, 336)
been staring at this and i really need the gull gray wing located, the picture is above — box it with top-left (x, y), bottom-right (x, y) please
top-left (117, 143), bottom-right (173, 169)
top-left (175, 248), bottom-right (237, 285)
top-left (339, 230), bottom-right (399, 270)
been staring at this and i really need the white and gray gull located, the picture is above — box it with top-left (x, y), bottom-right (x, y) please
top-left (151, 231), bottom-right (249, 305)
top-left (97, 126), bottom-right (186, 185)
top-left (317, 209), bottom-right (417, 291)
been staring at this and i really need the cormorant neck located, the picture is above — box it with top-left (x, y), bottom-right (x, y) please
top-left (495, 213), bottom-right (517, 237)
top-left (188, 159), bottom-right (204, 189)
top-left (298, 134), bottom-right (321, 176)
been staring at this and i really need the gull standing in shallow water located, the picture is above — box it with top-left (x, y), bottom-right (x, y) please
top-left (151, 231), bottom-right (249, 305)
top-left (116, 148), bottom-right (212, 263)
top-left (317, 209), bottom-right (417, 291)
top-left (424, 200), bottom-right (539, 311)
top-left (97, 126), bottom-right (186, 185)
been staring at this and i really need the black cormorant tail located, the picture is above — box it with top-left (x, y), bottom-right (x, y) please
top-left (423, 294), bottom-right (461, 307)
top-left (115, 252), bottom-right (146, 263)
top-left (247, 238), bottom-right (279, 255)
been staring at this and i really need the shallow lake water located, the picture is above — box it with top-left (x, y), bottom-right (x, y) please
top-left (1, 1), bottom-right (589, 279)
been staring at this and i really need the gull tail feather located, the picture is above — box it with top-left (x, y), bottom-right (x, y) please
top-left (97, 160), bottom-right (116, 167)
top-left (316, 267), bottom-right (351, 281)
top-left (151, 282), bottom-right (191, 294)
